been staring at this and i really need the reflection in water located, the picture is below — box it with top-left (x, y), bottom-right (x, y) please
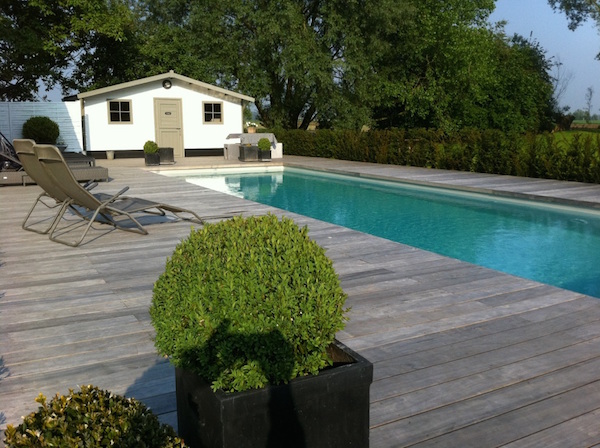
top-left (185, 168), bottom-right (600, 298)
top-left (188, 172), bottom-right (284, 199)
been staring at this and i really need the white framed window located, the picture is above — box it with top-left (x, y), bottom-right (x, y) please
top-left (203, 102), bottom-right (223, 124)
top-left (108, 100), bottom-right (132, 123)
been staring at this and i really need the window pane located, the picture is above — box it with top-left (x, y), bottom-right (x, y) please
top-left (110, 112), bottom-right (120, 122)
top-left (121, 102), bottom-right (130, 112)
top-left (203, 102), bottom-right (222, 123)
top-left (109, 102), bottom-right (119, 111)
top-left (121, 113), bottom-right (131, 122)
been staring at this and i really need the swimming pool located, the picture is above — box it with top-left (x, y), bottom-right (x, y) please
top-left (164, 167), bottom-right (600, 298)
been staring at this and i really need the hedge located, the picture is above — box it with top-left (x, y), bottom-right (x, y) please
top-left (274, 129), bottom-right (600, 184)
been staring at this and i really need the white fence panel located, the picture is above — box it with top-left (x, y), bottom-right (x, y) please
top-left (0, 102), bottom-right (83, 152)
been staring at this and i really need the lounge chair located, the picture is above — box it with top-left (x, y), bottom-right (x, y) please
top-left (6, 139), bottom-right (109, 186)
top-left (35, 144), bottom-right (204, 246)
top-left (1, 130), bottom-right (22, 170)
top-left (14, 139), bottom-right (113, 234)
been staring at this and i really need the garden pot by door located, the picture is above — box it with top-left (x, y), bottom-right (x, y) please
top-left (144, 152), bottom-right (160, 166)
top-left (154, 98), bottom-right (184, 158)
top-left (158, 147), bottom-right (174, 164)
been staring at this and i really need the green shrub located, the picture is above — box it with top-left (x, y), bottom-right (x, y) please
top-left (257, 137), bottom-right (271, 151)
top-left (150, 214), bottom-right (348, 393)
top-left (3, 385), bottom-right (185, 447)
top-left (21, 116), bottom-right (60, 144)
top-left (143, 140), bottom-right (159, 154)
top-left (271, 128), bottom-right (600, 184)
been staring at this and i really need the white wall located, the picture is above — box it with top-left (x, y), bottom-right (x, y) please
top-left (0, 102), bottom-right (83, 152)
top-left (83, 80), bottom-right (245, 153)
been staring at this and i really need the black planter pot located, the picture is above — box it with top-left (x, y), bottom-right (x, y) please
top-left (239, 145), bottom-right (259, 162)
top-left (159, 147), bottom-right (175, 164)
top-left (176, 340), bottom-right (373, 448)
top-left (258, 149), bottom-right (271, 161)
top-left (144, 152), bottom-right (160, 166)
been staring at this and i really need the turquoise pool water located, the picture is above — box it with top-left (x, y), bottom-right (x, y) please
top-left (170, 167), bottom-right (600, 298)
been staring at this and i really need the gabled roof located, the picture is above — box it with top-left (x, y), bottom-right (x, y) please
top-left (77, 70), bottom-right (255, 102)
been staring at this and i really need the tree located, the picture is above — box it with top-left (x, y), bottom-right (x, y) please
top-left (0, 0), bottom-right (136, 101)
top-left (64, 2), bottom-right (142, 94)
top-left (136, 0), bottom-right (404, 129)
top-left (0, 0), bottom-right (68, 100)
top-left (359, 0), bottom-right (497, 130)
top-left (548, 0), bottom-right (600, 30)
top-left (2, 0), bottom-right (563, 133)
top-left (369, 1), bottom-right (556, 132)
top-left (487, 33), bottom-right (556, 132)
top-left (551, 55), bottom-right (574, 107)
top-left (572, 108), bottom-right (588, 120)
top-left (585, 85), bottom-right (595, 121)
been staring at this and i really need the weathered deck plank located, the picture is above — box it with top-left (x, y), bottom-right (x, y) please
top-left (2, 156), bottom-right (600, 446)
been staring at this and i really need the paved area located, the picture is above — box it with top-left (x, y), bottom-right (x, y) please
top-left (1, 155), bottom-right (599, 446)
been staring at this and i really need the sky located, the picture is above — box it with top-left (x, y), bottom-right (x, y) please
top-left (489, 0), bottom-right (600, 113)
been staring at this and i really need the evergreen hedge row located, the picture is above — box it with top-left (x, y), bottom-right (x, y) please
top-left (274, 129), bottom-right (600, 184)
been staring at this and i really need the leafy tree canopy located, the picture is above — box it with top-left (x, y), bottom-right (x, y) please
top-left (368, 0), bottom-right (556, 132)
top-left (137, 0), bottom-right (380, 129)
top-left (548, 0), bottom-right (600, 30)
top-left (1, 0), bottom-right (561, 133)
top-left (0, 0), bottom-right (135, 100)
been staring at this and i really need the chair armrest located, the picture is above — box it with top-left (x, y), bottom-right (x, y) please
top-left (101, 186), bottom-right (130, 205)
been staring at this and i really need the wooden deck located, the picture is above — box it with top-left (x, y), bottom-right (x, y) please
top-left (2, 156), bottom-right (600, 447)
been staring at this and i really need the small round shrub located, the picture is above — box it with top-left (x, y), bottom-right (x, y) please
top-left (150, 214), bottom-right (348, 392)
top-left (22, 116), bottom-right (60, 144)
top-left (3, 385), bottom-right (185, 447)
top-left (257, 137), bottom-right (271, 151)
top-left (143, 140), bottom-right (159, 154)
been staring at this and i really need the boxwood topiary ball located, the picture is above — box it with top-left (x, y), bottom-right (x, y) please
top-left (143, 140), bottom-right (159, 154)
top-left (3, 385), bottom-right (185, 447)
top-left (257, 137), bottom-right (271, 151)
top-left (150, 214), bottom-right (348, 392)
top-left (22, 116), bottom-right (60, 144)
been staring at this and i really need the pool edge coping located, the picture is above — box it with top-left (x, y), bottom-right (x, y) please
top-left (281, 160), bottom-right (600, 212)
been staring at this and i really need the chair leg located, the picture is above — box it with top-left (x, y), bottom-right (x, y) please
top-left (22, 192), bottom-right (71, 235)
top-left (48, 206), bottom-right (149, 247)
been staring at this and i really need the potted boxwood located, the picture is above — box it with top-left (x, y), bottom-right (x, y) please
top-left (257, 137), bottom-right (272, 161)
top-left (3, 385), bottom-right (185, 447)
top-left (22, 116), bottom-right (60, 145)
top-left (150, 214), bottom-right (372, 448)
top-left (144, 140), bottom-right (160, 166)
